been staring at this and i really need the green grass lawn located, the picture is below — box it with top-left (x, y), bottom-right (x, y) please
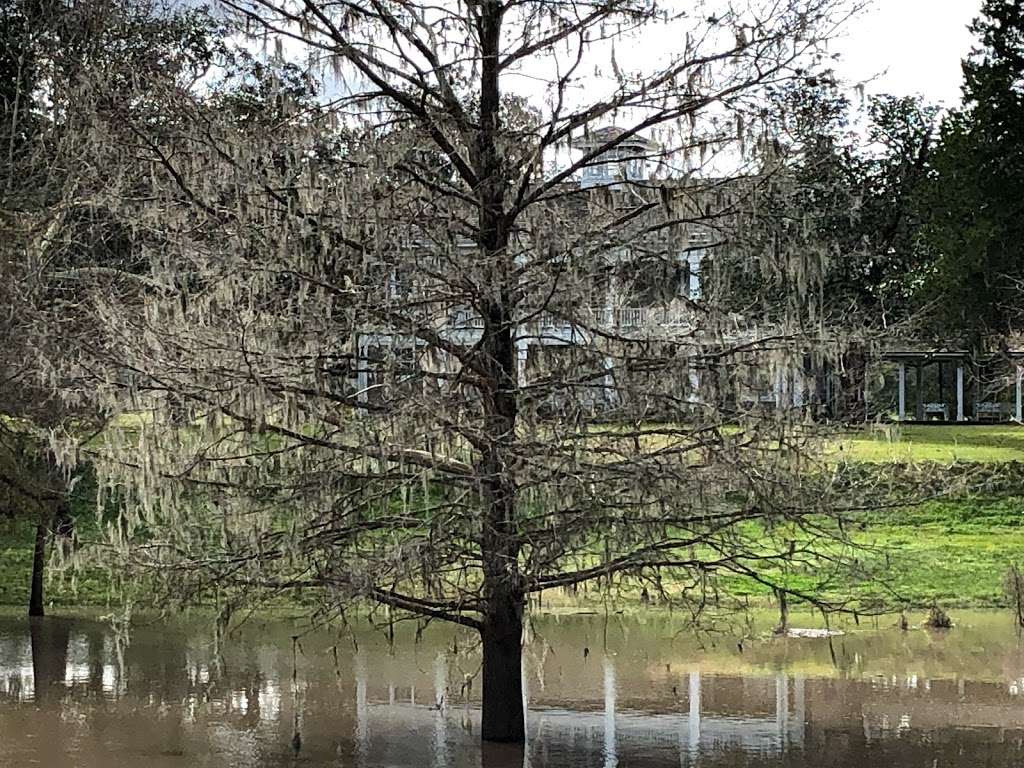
top-left (857, 501), bottom-right (1024, 607)
top-left (0, 522), bottom-right (34, 608)
top-left (5, 425), bottom-right (1024, 613)
top-left (0, 520), bottom-right (111, 610)
top-left (7, 496), bottom-right (1024, 613)
top-left (833, 424), bottom-right (1024, 463)
top-left (715, 496), bottom-right (1024, 610)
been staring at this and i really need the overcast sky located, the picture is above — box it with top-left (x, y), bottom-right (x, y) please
top-left (833, 0), bottom-right (983, 107)
top-left (217, 0), bottom-right (986, 118)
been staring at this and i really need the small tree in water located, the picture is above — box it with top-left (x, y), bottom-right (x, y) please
top-left (50, 0), bottom-right (875, 743)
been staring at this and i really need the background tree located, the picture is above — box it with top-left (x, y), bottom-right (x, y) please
top-left (915, 0), bottom-right (1024, 347)
top-left (43, 0), bottom-right (884, 744)
top-left (706, 75), bottom-right (939, 420)
top-left (1, 0), bottom-right (93, 616)
top-left (858, 94), bottom-right (939, 314)
top-left (0, 0), bottom-right (221, 614)
top-left (711, 75), bottom-right (938, 326)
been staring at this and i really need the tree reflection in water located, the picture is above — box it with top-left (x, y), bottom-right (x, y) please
top-left (28, 617), bottom-right (68, 704)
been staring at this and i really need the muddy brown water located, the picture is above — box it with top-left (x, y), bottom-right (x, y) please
top-left (2, 610), bottom-right (1024, 766)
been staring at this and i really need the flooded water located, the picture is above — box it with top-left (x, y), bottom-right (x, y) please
top-left (2, 610), bottom-right (1024, 767)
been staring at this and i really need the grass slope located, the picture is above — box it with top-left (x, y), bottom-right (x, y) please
top-left (834, 425), bottom-right (1024, 463)
top-left (715, 496), bottom-right (1024, 609)
top-left (0, 520), bottom-right (110, 609)
top-left (3, 425), bottom-right (1024, 612)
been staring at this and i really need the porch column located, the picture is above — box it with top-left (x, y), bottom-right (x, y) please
top-left (897, 363), bottom-right (906, 421)
top-left (687, 249), bottom-right (703, 301)
top-left (1016, 365), bottom-right (1022, 423)
top-left (516, 338), bottom-right (529, 387)
top-left (956, 366), bottom-right (965, 422)
top-left (688, 368), bottom-right (701, 405)
top-left (937, 362), bottom-right (945, 414)
top-left (792, 368), bottom-right (806, 408)
top-left (356, 335), bottom-right (370, 404)
top-left (603, 356), bottom-right (617, 407)
top-left (775, 367), bottom-right (788, 410)
top-left (915, 363), bottom-right (924, 421)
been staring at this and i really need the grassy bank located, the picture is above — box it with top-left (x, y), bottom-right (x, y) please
top-left (0, 520), bottom-right (111, 610)
top-left (711, 495), bottom-right (1024, 610)
top-left (4, 424), bottom-right (1024, 613)
top-left (833, 424), bottom-right (1024, 463)
top-left (856, 496), bottom-right (1024, 607)
top-left (4, 495), bottom-right (1024, 613)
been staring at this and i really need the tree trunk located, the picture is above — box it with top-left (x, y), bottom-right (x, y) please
top-left (480, 590), bottom-right (525, 742)
top-left (473, 0), bottom-right (523, 742)
top-left (29, 517), bottom-right (46, 617)
top-left (478, 426), bottom-right (524, 744)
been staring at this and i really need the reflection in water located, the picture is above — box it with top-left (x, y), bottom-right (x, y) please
top-left (355, 649), bottom-right (369, 763)
top-left (776, 672), bottom-right (788, 746)
top-left (434, 652), bottom-right (449, 768)
top-left (2, 612), bottom-right (1024, 767)
top-left (687, 670), bottom-right (700, 757)
top-left (30, 618), bottom-right (67, 703)
top-left (603, 655), bottom-right (616, 768)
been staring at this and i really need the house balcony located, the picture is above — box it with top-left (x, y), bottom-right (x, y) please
top-left (439, 305), bottom-right (694, 349)
top-left (536, 306), bottom-right (691, 334)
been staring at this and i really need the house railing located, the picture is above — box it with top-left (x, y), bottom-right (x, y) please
top-left (540, 306), bottom-right (688, 330)
top-left (448, 306), bottom-right (690, 333)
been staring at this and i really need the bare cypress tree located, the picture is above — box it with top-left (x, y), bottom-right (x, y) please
top-left (45, 0), bottom-right (872, 743)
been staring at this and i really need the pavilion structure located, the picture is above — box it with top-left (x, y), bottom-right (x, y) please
top-left (883, 350), bottom-right (1024, 423)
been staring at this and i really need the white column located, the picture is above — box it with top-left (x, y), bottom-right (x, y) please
top-left (687, 368), bottom-right (701, 405)
top-left (956, 366), bottom-right (965, 422)
top-left (603, 356), bottom-right (617, 406)
top-left (687, 249), bottom-right (703, 301)
top-left (1016, 365), bottom-right (1022, 423)
top-left (356, 335), bottom-right (370, 404)
top-left (792, 369), bottom-right (806, 408)
top-left (897, 363), bottom-right (906, 421)
top-left (516, 338), bottom-right (529, 387)
top-left (774, 367), bottom-right (787, 409)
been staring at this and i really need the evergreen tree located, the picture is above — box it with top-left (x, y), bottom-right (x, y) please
top-left (916, 0), bottom-right (1024, 345)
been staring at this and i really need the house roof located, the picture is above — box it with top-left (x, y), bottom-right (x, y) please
top-left (571, 126), bottom-right (661, 153)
